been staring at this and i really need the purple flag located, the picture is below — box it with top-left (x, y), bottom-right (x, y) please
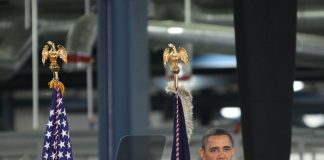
top-left (171, 93), bottom-right (191, 160)
top-left (42, 83), bottom-right (73, 160)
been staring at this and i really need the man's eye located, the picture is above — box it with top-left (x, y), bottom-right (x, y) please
top-left (224, 147), bottom-right (232, 152)
top-left (210, 149), bottom-right (218, 152)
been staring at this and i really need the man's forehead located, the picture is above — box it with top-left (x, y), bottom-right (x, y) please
top-left (206, 135), bottom-right (232, 147)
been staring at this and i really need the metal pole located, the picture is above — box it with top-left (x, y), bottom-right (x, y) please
top-left (87, 61), bottom-right (94, 128)
top-left (32, 0), bottom-right (39, 130)
top-left (85, 0), bottom-right (91, 15)
top-left (24, 0), bottom-right (31, 30)
top-left (298, 142), bottom-right (305, 160)
top-left (184, 0), bottom-right (191, 25)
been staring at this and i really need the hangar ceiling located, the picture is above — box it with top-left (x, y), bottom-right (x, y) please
top-left (1, 0), bottom-right (324, 127)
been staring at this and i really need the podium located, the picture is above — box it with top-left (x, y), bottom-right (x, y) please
top-left (115, 135), bottom-right (166, 160)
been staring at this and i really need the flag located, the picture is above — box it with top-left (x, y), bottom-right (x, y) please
top-left (171, 93), bottom-right (190, 160)
top-left (42, 81), bottom-right (73, 160)
top-left (166, 82), bottom-right (193, 160)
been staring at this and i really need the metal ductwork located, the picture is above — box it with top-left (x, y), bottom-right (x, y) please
top-left (149, 20), bottom-right (324, 68)
top-left (2, 0), bottom-right (324, 81)
top-left (0, 18), bottom-right (31, 80)
top-left (148, 20), bottom-right (235, 54)
top-left (0, 1), bottom-right (82, 81)
top-left (64, 13), bottom-right (97, 72)
top-left (296, 33), bottom-right (324, 67)
top-left (191, 7), bottom-right (324, 34)
top-left (153, 0), bottom-right (324, 34)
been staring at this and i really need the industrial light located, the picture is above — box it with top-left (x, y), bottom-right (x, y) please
top-left (220, 107), bottom-right (241, 119)
top-left (303, 114), bottom-right (324, 128)
top-left (168, 27), bottom-right (183, 34)
top-left (293, 81), bottom-right (304, 92)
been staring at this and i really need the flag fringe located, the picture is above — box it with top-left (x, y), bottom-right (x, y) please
top-left (48, 80), bottom-right (65, 95)
top-left (165, 81), bottom-right (193, 142)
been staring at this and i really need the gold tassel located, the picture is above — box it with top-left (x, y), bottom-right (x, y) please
top-left (48, 80), bottom-right (65, 95)
top-left (165, 81), bottom-right (193, 142)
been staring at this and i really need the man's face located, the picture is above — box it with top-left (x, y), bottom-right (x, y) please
top-left (199, 135), bottom-right (235, 160)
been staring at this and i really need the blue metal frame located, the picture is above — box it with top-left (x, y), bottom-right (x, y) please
top-left (97, 0), bottom-right (148, 159)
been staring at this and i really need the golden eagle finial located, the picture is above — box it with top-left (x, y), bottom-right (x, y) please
top-left (41, 41), bottom-right (67, 94)
top-left (163, 43), bottom-right (189, 89)
top-left (42, 41), bottom-right (67, 74)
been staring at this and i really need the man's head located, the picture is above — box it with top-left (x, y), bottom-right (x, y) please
top-left (199, 128), bottom-right (235, 160)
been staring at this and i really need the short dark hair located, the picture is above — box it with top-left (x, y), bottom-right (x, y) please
top-left (201, 128), bottom-right (234, 149)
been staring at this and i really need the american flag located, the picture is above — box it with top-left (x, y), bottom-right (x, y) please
top-left (42, 82), bottom-right (73, 160)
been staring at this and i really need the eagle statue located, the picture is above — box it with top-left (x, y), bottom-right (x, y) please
top-left (41, 41), bottom-right (67, 94)
top-left (42, 41), bottom-right (67, 73)
top-left (163, 43), bottom-right (189, 74)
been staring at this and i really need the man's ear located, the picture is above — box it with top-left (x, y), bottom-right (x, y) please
top-left (199, 148), bottom-right (205, 160)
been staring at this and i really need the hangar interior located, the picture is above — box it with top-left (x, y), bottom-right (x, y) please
top-left (1, 0), bottom-right (324, 159)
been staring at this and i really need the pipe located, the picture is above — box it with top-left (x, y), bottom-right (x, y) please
top-left (32, 0), bottom-right (39, 130)
top-left (149, 20), bottom-right (324, 68)
top-left (24, 0), bottom-right (31, 30)
top-left (184, 0), bottom-right (191, 25)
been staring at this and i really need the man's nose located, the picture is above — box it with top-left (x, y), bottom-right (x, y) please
top-left (217, 151), bottom-right (226, 159)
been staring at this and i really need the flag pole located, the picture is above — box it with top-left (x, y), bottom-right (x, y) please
top-left (41, 41), bottom-right (73, 160)
top-left (163, 43), bottom-right (193, 160)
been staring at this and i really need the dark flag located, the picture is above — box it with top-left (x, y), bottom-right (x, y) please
top-left (171, 93), bottom-right (191, 160)
top-left (163, 43), bottom-right (193, 160)
top-left (41, 81), bottom-right (73, 160)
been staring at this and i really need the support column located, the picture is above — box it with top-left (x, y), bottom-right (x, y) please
top-left (97, 0), bottom-right (149, 159)
top-left (233, 0), bottom-right (297, 160)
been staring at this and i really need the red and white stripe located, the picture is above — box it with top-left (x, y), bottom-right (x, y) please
top-left (54, 81), bottom-right (60, 160)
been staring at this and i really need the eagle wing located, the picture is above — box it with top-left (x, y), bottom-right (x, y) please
top-left (57, 45), bottom-right (68, 64)
top-left (163, 48), bottom-right (170, 66)
top-left (41, 45), bottom-right (49, 65)
top-left (179, 47), bottom-right (189, 64)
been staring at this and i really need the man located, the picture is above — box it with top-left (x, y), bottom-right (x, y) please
top-left (199, 128), bottom-right (235, 160)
